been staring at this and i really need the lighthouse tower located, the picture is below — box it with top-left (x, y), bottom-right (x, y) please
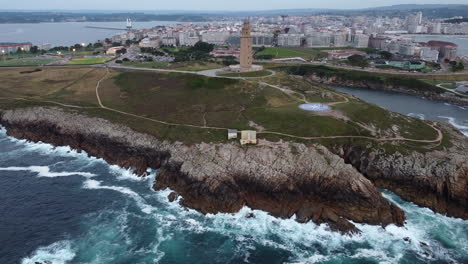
top-left (240, 19), bottom-right (253, 69)
top-left (228, 18), bottom-right (263, 73)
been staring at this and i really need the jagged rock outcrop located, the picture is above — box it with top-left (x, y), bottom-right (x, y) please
top-left (306, 74), bottom-right (468, 106)
top-left (0, 107), bottom-right (407, 234)
top-left (335, 127), bottom-right (468, 220)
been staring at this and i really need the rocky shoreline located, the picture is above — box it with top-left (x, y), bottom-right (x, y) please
top-left (1, 107), bottom-right (467, 234)
top-left (306, 74), bottom-right (468, 106)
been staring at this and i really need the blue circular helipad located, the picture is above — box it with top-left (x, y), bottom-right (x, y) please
top-left (299, 103), bottom-right (331, 112)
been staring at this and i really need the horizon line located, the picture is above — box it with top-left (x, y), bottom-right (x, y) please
top-left (1, 4), bottom-right (467, 13)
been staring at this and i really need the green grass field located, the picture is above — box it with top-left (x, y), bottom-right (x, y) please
top-left (256, 47), bottom-right (328, 60)
top-left (0, 67), bottom-right (445, 149)
top-left (122, 61), bottom-right (170, 68)
top-left (67, 57), bottom-right (112, 65)
top-left (0, 58), bottom-right (58, 66)
top-left (440, 83), bottom-right (457, 89)
top-left (122, 61), bottom-right (222, 72)
top-left (218, 70), bottom-right (272, 78)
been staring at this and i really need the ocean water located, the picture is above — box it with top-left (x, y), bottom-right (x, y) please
top-left (0, 124), bottom-right (467, 264)
top-left (0, 21), bottom-right (178, 46)
top-left (333, 86), bottom-right (468, 137)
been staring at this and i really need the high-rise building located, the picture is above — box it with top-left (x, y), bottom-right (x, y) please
top-left (306, 31), bottom-right (332, 47)
top-left (351, 34), bottom-right (369, 48)
top-left (277, 34), bottom-right (303, 47)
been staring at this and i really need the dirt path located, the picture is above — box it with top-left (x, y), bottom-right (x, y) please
top-left (0, 67), bottom-right (444, 145)
top-left (436, 83), bottom-right (468, 97)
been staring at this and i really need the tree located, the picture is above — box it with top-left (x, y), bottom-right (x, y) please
top-left (93, 42), bottom-right (103, 48)
top-left (347, 55), bottom-right (369, 68)
top-left (450, 61), bottom-right (465, 72)
top-left (30, 46), bottom-right (39, 53)
top-left (380, 51), bottom-right (393, 60)
top-left (222, 56), bottom-right (238, 66)
top-left (116, 48), bottom-right (127, 55)
top-left (125, 39), bottom-right (132, 46)
top-left (192, 41), bottom-right (214, 53)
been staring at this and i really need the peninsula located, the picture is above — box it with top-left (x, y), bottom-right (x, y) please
top-left (0, 63), bottom-right (466, 234)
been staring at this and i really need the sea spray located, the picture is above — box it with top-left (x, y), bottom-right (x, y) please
top-left (0, 128), bottom-right (467, 263)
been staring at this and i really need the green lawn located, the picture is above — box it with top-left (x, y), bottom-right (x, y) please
top-left (440, 83), bottom-right (457, 89)
top-left (256, 47), bottom-right (327, 60)
top-left (67, 57), bottom-right (112, 65)
top-left (217, 70), bottom-right (272, 78)
top-left (0, 67), bottom-right (447, 149)
top-left (122, 61), bottom-right (222, 72)
top-left (122, 61), bottom-right (170, 68)
top-left (421, 79), bottom-right (457, 89)
top-left (0, 58), bottom-right (58, 66)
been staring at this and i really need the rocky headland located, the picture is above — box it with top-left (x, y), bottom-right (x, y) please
top-left (1, 107), bottom-right (467, 234)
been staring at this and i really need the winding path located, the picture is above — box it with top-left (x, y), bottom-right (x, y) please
top-left (92, 67), bottom-right (443, 144)
top-left (0, 66), bottom-right (444, 145)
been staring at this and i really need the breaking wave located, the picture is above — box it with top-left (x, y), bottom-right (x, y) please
top-left (439, 116), bottom-right (468, 136)
top-left (21, 240), bottom-right (76, 264)
top-left (408, 113), bottom-right (426, 120)
top-left (1, 127), bottom-right (467, 263)
top-left (0, 166), bottom-right (96, 178)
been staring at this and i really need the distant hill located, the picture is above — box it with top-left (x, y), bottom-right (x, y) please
top-left (316, 4), bottom-right (468, 18)
top-left (0, 4), bottom-right (467, 23)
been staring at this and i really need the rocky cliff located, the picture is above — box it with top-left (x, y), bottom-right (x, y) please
top-left (306, 74), bottom-right (468, 106)
top-left (0, 107), bottom-right (407, 234)
top-left (335, 130), bottom-right (468, 220)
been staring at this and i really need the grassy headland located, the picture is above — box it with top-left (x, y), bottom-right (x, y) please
top-left (0, 66), bottom-right (444, 150)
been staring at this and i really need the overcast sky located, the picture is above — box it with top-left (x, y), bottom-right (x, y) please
top-left (2, 0), bottom-right (467, 11)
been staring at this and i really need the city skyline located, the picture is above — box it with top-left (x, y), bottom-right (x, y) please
top-left (1, 0), bottom-right (468, 11)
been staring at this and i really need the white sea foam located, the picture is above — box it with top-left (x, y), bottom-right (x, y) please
top-left (438, 116), bottom-right (468, 137)
top-left (109, 165), bottom-right (151, 182)
top-left (439, 116), bottom-right (468, 130)
top-left (408, 113), bottom-right (425, 120)
top-left (83, 179), bottom-right (155, 214)
top-left (0, 166), bottom-right (96, 178)
top-left (21, 240), bottom-right (76, 264)
top-left (3, 125), bottom-right (466, 263)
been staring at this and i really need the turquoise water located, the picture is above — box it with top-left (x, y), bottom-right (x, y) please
top-left (0, 127), bottom-right (467, 264)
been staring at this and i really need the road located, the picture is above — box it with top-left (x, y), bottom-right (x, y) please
top-left (263, 60), bottom-right (468, 76)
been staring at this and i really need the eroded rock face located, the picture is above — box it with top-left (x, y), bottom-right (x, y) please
top-left (337, 129), bottom-right (468, 220)
top-left (0, 107), bottom-right (406, 234)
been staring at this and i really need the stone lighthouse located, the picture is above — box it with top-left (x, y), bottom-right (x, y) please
top-left (240, 19), bottom-right (253, 69)
top-left (228, 19), bottom-right (263, 73)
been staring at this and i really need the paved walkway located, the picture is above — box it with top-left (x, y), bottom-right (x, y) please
top-left (436, 83), bottom-right (468, 97)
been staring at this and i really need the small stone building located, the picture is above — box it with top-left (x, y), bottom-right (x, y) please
top-left (240, 130), bottom-right (257, 145)
top-left (228, 129), bottom-right (238, 139)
